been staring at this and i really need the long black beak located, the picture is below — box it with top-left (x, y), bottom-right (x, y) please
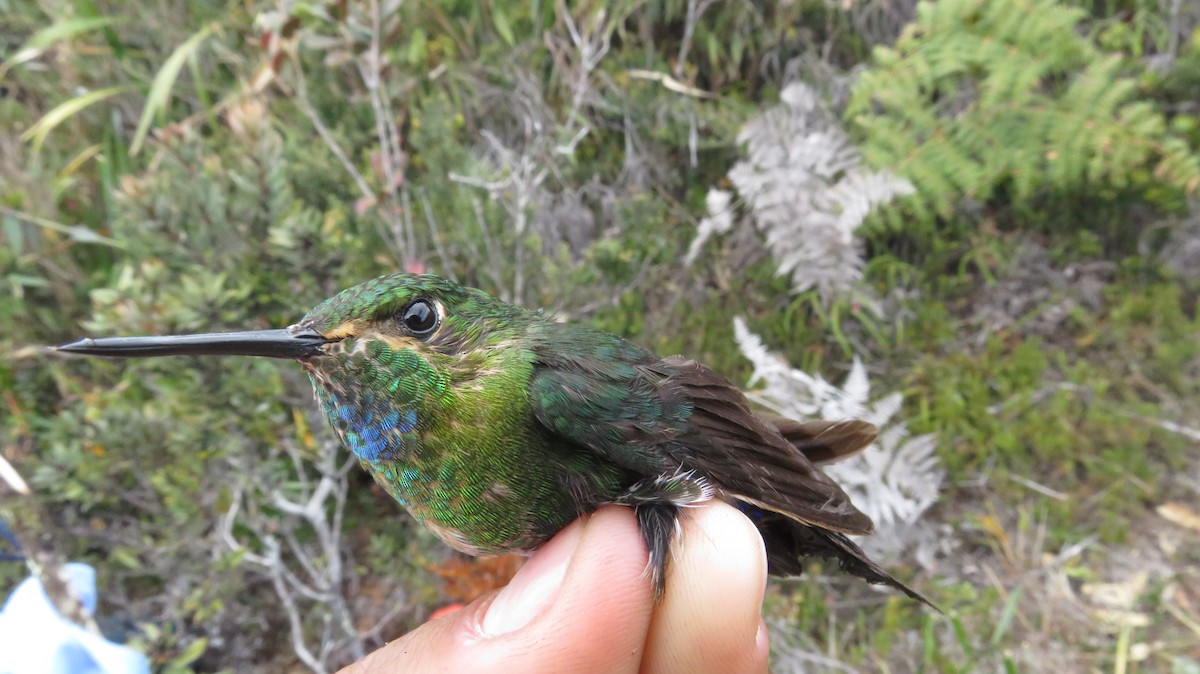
top-left (55, 327), bottom-right (331, 359)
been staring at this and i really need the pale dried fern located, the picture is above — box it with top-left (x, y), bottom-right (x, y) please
top-left (689, 83), bottom-right (913, 301)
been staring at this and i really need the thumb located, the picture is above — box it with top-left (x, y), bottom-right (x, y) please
top-left (342, 506), bottom-right (655, 674)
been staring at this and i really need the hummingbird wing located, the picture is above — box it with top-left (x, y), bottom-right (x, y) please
top-left (529, 344), bottom-right (936, 606)
top-left (529, 343), bottom-right (875, 536)
top-left (528, 347), bottom-right (689, 478)
top-left (644, 356), bottom-right (875, 535)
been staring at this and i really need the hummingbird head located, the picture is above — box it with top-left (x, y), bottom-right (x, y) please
top-left (292, 273), bottom-right (533, 462)
top-left (57, 274), bottom-right (532, 463)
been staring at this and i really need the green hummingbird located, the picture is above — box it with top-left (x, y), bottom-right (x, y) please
top-left (58, 273), bottom-right (931, 606)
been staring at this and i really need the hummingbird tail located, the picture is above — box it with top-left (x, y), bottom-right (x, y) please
top-left (615, 467), bottom-right (718, 602)
top-left (634, 502), bottom-right (679, 602)
top-left (763, 417), bottom-right (878, 465)
top-left (742, 502), bottom-right (940, 611)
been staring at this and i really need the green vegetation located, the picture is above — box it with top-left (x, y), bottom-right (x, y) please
top-left (2, 0), bottom-right (1198, 671)
top-left (850, 0), bottom-right (1200, 237)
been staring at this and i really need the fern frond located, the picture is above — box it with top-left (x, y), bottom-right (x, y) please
top-left (850, 0), bottom-right (1200, 231)
top-left (694, 83), bottom-right (912, 299)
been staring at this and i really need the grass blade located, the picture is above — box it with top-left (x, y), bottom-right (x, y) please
top-left (20, 85), bottom-right (134, 156)
top-left (128, 23), bottom-right (218, 156)
top-left (990, 587), bottom-right (1023, 646)
top-left (0, 16), bottom-right (122, 79)
top-left (75, 0), bottom-right (126, 58)
top-left (0, 206), bottom-right (125, 249)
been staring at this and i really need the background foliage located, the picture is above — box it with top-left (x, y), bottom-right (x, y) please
top-left (2, 0), bottom-right (1199, 671)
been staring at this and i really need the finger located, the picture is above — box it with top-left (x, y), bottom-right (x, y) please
top-left (640, 501), bottom-right (769, 674)
top-left (342, 505), bottom-right (655, 674)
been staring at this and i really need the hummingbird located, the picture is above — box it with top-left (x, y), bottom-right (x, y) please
top-left (57, 273), bottom-right (932, 606)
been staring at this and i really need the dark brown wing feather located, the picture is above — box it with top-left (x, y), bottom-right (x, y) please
top-left (764, 416), bottom-right (877, 465)
top-left (649, 356), bottom-right (875, 535)
top-left (753, 508), bottom-right (938, 608)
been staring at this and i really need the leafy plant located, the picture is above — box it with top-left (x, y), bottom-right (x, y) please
top-left (850, 0), bottom-right (1200, 233)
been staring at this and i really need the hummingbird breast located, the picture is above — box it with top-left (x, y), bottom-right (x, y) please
top-left (305, 337), bottom-right (629, 555)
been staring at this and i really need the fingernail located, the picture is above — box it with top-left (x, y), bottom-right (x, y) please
top-left (756, 619), bottom-right (771, 671)
top-left (480, 518), bottom-right (585, 635)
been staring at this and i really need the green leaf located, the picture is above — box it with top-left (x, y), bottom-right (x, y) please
top-left (64, 225), bottom-right (120, 246)
top-left (129, 23), bottom-right (218, 156)
top-left (7, 273), bottom-right (50, 288)
top-left (21, 86), bottom-right (135, 156)
top-left (949, 615), bottom-right (974, 659)
top-left (407, 29), bottom-right (428, 64)
top-left (2, 214), bottom-right (23, 254)
top-left (111, 547), bottom-right (141, 570)
top-left (139, 623), bottom-right (161, 643)
top-left (990, 587), bottom-right (1023, 646)
top-left (493, 7), bottom-right (515, 46)
top-left (171, 638), bottom-right (208, 668)
top-left (0, 16), bottom-right (122, 79)
top-left (0, 208), bottom-right (125, 248)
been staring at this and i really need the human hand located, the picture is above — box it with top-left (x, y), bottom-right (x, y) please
top-left (341, 501), bottom-right (770, 674)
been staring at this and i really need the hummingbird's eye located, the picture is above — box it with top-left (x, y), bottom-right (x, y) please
top-left (400, 300), bottom-right (438, 336)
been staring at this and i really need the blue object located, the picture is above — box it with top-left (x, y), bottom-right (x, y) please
top-left (0, 519), bottom-right (22, 562)
top-left (0, 563), bottom-right (150, 674)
